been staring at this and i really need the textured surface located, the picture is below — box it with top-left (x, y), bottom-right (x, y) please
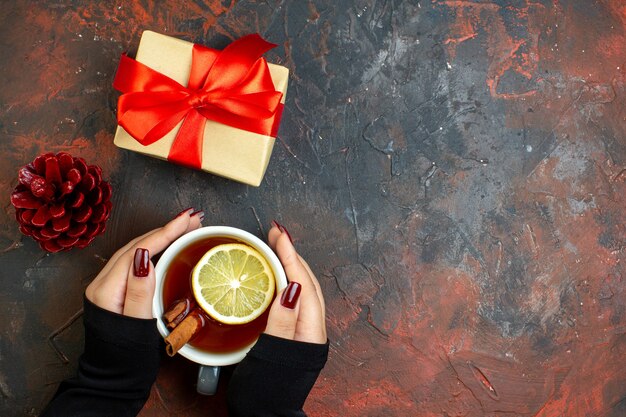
top-left (1, 1), bottom-right (625, 416)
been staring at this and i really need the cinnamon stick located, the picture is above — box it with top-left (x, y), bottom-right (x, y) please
top-left (163, 298), bottom-right (193, 330)
top-left (165, 308), bottom-right (205, 357)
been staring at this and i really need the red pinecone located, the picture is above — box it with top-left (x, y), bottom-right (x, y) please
top-left (10, 152), bottom-right (113, 253)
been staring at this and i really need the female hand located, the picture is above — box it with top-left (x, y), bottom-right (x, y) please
top-left (264, 222), bottom-right (327, 344)
top-left (85, 209), bottom-right (203, 319)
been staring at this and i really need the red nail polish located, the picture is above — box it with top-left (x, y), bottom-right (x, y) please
top-left (175, 207), bottom-right (193, 218)
top-left (272, 220), bottom-right (293, 244)
top-left (191, 210), bottom-right (205, 221)
top-left (133, 248), bottom-right (150, 277)
top-left (279, 225), bottom-right (293, 244)
top-left (280, 282), bottom-right (301, 309)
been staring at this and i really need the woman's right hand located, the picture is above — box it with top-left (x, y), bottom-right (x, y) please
top-left (264, 222), bottom-right (327, 344)
top-left (227, 223), bottom-right (328, 416)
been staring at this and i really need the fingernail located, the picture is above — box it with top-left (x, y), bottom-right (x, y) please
top-left (133, 248), bottom-right (150, 277)
top-left (175, 207), bottom-right (193, 218)
top-left (272, 220), bottom-right (293, 244)
top-left (280, 282), bottom-right (301, 309)
top-left (190, 210), bottom-right (205, 222)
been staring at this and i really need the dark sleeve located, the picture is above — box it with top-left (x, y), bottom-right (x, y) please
top-left (228, 333), bottom-right (329, 417)
top-left (40, 297), bottom-right (162, 417)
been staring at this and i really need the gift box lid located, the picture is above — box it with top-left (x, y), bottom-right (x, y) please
top-left (114, 31), bottom-right (289, 187)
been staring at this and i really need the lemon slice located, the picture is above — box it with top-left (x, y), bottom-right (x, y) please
top-left (191, 243), bottom-right (275, 325)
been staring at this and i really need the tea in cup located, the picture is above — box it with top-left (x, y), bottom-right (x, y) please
top-left (153, 226), bottom-right (288, 394)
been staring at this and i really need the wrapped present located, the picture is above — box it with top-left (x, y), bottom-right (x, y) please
top-left (113, 31), bottom-right (288, 186)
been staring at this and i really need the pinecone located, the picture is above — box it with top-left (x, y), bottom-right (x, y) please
top-left (10, 152), bottom-right (113, 253)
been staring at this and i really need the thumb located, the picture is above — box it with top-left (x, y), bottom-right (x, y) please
top-left (123, 248), bottom-right (156, 319)
top-left (264, 282), bottom-right (302, 340)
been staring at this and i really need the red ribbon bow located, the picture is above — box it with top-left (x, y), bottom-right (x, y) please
top-left (113, 34), bottom-right (284, 169)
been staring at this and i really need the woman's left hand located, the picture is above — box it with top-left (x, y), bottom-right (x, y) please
top-left (85, 209), bottom-right (203, 319)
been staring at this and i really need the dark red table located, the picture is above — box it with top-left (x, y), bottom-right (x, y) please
top-left (1, 1), bottom-right (625, 416)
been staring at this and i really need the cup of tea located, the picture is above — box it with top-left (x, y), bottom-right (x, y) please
top-left (153, 226), bottom-right (288, 395)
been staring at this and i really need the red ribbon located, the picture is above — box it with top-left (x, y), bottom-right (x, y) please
top-left (113, 34), bottom-right (284, 169)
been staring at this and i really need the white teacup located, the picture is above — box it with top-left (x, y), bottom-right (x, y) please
top-left (153, 226), bottom-right (288, 395)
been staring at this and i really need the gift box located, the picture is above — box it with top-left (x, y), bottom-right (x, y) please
top-left (113, 31), bottom-right (288, 186)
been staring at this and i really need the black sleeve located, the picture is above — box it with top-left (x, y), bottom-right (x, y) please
top-left (40, 297), bottom-right (162, 417)
top-left (228, 333), bottom-right (329, 417)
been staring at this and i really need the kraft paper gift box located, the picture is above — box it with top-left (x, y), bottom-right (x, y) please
top-left (113, 31), bottom-right (288, 186)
